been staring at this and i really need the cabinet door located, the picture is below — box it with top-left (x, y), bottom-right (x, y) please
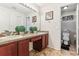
top-left (42, 34), bottom-right (48, 49)
top-left (10, 42), bottom-right (17, 56)
top-left (42, 35), bottom-right (46, 49)
top-left (18, 39), bottom-right (29, 56)
top-left (0, 42), bottom-right (17, 56)
top-left (45, 34), bottom-right (48, 48)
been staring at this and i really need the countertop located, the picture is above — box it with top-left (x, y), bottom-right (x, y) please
top-left (0, 32), bottom-right (48, 45)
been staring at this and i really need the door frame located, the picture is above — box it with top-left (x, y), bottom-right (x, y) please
top-left (60, 3), bottom-right (78, 54)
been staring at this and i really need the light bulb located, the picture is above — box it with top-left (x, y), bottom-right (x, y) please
top-left (63, 6), bottom-right (68, 9)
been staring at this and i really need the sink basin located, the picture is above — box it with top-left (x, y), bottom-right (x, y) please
top-left (0, 35), bottom-right (23, 42)
top-left (0, 37), bottom-right (10, 43)
top-left (6, 35), bottom-right (23, 39)
top-left (0, 35), bottom-right (23, 44)
top-left (0, 34), bottom-right (5, 37)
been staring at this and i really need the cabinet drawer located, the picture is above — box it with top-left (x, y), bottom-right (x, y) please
top-left (31, 36), bottom-right (41, 42)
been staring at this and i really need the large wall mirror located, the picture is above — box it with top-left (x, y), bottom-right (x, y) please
top-left (0, 3), bottom-right (40, 33)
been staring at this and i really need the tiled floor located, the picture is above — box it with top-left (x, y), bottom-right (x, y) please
top-left (30, 45), bottom-right (77, 56)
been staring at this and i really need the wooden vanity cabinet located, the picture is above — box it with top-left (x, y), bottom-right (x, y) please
top-left (0, 42), bottom-right (17, 56)
top-left (18, 39), bottom-right (29, 56)
top-left (0, 33), bottom-right (48, 56)
top-left (0, 39), bottom-right (29, 56)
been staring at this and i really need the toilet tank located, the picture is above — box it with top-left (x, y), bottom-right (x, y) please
top-left (63, 32), bottom-right (69, 41)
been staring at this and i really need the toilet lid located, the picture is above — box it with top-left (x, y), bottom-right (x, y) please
top-left (63, 32), bottom-right (69, 36)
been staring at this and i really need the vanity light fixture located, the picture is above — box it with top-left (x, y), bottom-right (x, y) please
top-left (63, 6), bottom-right (68, 9)
top-left (19, 3), bottom-right (37, 12)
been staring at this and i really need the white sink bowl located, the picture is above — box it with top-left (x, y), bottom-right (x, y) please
top-left (0, 35), bottom-right (23, 43)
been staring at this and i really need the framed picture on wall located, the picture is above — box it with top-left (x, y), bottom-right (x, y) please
top-left (32, 16), bottom-right (37, 23)
top-left (45, 11), bottom-right (53, 20)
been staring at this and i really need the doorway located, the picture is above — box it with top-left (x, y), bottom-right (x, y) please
top-left (61, 3), bottom-right (77, 54)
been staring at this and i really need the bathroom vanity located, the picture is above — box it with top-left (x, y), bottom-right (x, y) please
top-left (0, 32), bottom-right (48, 56)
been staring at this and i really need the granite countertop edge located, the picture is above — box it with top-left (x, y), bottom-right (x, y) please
top-left (0, 32), bottom-right (48, 45)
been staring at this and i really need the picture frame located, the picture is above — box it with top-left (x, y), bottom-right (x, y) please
top-left (32, 16), bottom-right (37, 23)
top-left (45, 11), bottom-right (53, 20)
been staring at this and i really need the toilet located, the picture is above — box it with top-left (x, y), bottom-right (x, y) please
top-left (63, 31), bottom-right (70, 45)
top-left (61, 29), bottom-right (70, 50)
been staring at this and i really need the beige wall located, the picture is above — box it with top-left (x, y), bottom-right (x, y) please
top-left (40, 3), bottom-right (69, 50)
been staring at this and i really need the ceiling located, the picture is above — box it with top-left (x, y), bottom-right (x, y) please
top-left (0, 3), bottom-right (36, 15)
top-left (35, 3), bottom-right (55, 7)
top-left (0, 3), bottom-right (77, 15)
top-left (35, 3), bottom-right (69, 7)
top-left (61, 3), bottom-right (77, 12)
